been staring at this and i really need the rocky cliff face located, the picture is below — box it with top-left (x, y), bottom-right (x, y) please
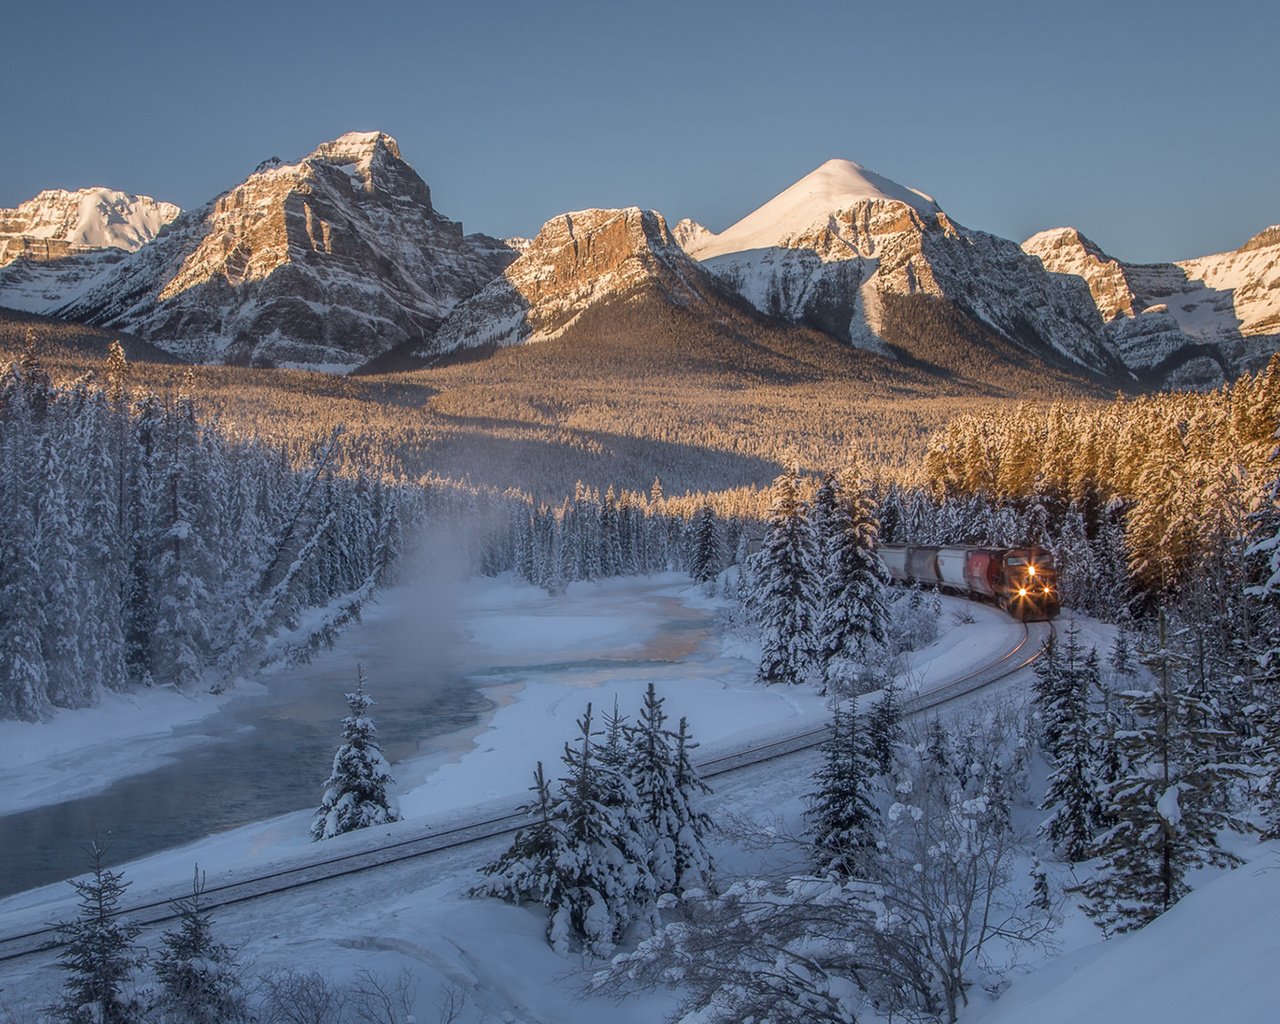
top-left (1023, 225), bottom-right (1280, 385)
top-left (683, 160), bottom-right (1124, 379)
top-left (49, 132), bottom-right (514, 370)
top-left (421, 206), bottom-right (726, 356)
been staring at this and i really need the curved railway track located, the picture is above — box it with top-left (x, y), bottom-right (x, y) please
top-left (0, 617), bottom-right (1052, 966)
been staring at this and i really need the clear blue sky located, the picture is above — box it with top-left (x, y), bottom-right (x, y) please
top-left (4, 0), bottom-right (1275, 262)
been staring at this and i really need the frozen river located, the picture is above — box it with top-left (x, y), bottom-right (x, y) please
top-left (0, 575), bottom-right (717, 899)
top-left (0, 602), bottom-right (488, 897)
top-left (0, 570), bottom-right (721, 901)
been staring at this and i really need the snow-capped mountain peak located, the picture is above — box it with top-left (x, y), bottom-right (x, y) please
top-left (312, 130), bottom-right (403, 163)
top-left (0, 187), bottom-right (179, 264)
top-left (691, 158), bottom-right (939, 259)
top-left (33, 130), bottom-right (515, 370)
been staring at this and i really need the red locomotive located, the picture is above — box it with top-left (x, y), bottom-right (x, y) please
top-left (878, 545), bottom-right (1061, 621)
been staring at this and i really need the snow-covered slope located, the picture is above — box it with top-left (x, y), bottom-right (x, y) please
top-left (0, 188), bottom-right (180, 312)
top-left (0, 187), bottom-right (178, 265)
top-left (974, 841), bottom-right (1280, 1024)
top-left (46, 132), bottom-right (515, 370)
top-left (1023, 225), bottom-right (1280, 386)
top-left (685, 160), bottom-right (1122, 378)
top-left (690, 158), bottom-right (939, 261)
top-left (420, 206), bottom-right (727, 356)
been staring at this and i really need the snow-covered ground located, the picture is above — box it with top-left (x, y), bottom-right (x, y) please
top-left (0, 575), bottom-right (1005, 915)
top-left (5, 579), bottom-right (1272, 1023)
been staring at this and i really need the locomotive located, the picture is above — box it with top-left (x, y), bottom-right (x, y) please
top-left (878, 545), bottom-right (1061, 622)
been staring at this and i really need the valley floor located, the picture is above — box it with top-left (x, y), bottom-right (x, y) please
top-left (1, 576), bottom-right (1275, 1022)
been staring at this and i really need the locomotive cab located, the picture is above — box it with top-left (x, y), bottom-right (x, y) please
top-left (1001, 548), bottom-right (1060, 621)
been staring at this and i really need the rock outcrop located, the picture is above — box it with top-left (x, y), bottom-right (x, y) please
top-left (48, 132), bottom-right (515, 370)
top-left (1024, 225), bottom-right (1280, 385)
top-left (422, 206), bottom-right (726, 356)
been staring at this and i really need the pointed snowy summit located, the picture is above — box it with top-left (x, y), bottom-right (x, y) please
top-left (691, 158), bottom-right (939, 259)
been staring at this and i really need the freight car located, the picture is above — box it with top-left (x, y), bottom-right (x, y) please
top-left (878, 545), bottom-right (1061, 621)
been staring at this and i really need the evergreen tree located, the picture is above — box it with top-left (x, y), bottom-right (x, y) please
top-left (473, 761), bottom-right (567, 915)
top-left (1108, 618), bottom-right (1135, 677)
top-left (151, 866), bottom-right (248, 1023)
top-left (1077, 615), bottom-right (1242, 933)
top-left (1032, 631), bottom-right (1067, 760)
top-left (552, 703), bottom-right (650, 954)
top-left (755, 464), bottom-right (819, 686)
top-left (687, 503), bottom-right (722, 585)
top-left (805, 701), bottom-right (880, 877)
top-left (814, 466), bottom-right (891, 695)
top-left (51, 841), bottom-right (144, 1024)
top-left (866, 681), bottom-right (903, 775)
top-left (671, 715), bottom-right (716, 895)
top-left (312, 667), bottom-right (400, 840)
top-left (480, 705), bottom-right (653, 956)
top-left (1040, 635), bottom-right (1100, 863)
top-left (626, 685), bottom-right (715, 895)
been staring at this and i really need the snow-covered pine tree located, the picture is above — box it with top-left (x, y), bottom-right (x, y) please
top-left (311, 667), bottom-right (400, 840)
top-left (151, 866), bottom-right (248, 1024)
top-left (866, 681), bottom-right (903, 775)
top-left (1031, 630), bottom-right (1067, 759)
top-left (1077, 614), bottom-right (1242, 933)
top-left (1108, 617), bottom-right (1135, 677)
top-left (1244, 423), bottom-right (1280, 836)
top-left (805, 701), bottom-right (880, 878)
top-left (625, 684), bottom-right (715, 896)
top-left (52, 841), bottom-right (144, 1024)
top-left (671, 715), bottom-right (715, 894)
top-left (814, 464), bottom-right (891, 695)
top-left (1040, 631), bottom-right (1100, 862)
top-left (548, 703), bottom-right (650, 955)
top-left (598, 697), bottom-right (653, 906)
top-left (600, 487), bottom-right (623, 578)
top-left (687, 503), bottom-right (722, 585)
top-left (473, 761), bottom-right (571, 928)
top-left (755, 463), bottom-right (819, 686)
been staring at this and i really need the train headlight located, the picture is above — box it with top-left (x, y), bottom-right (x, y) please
top-left (1027, 565), bottom-right (1036, 577)
top-left (1042, 586), bottom-right (1052, 595)
top-left (1018, 587), bottom-right (1028, 597)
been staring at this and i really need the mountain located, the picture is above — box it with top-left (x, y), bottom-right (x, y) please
top-left (682, 159), bottom-right (1126, 380)
top-left (0, 188), bottom-right (180, 311)
top-left (1024, 225), bottom-right (1280, 386)
top-left (35, 132), bottom-right (515, 370)
top-left (0, 187), bottom-right (179, 264)
top-left (418, 206), bottom-right (729, 357)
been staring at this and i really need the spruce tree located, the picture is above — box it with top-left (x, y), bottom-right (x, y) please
top-left (814, 465), bottom-right (891, 695)
top-left (1040, 636), bottom-right (1100, 863)
top-left (866, 681), bottom-right (902, 775)
top-left (151, 866), bottom-right (247, 1023)
top-left (1108, 618), bottom-right (1135, 677)
top-left (550, 703), bottom-right (651, 955)
top-left (473, 762), bottom-right (570, 924)
top-left (52, 841), bottom-right (144, 1024)
top-left (312, 667), bottom-right (400, 840)
top-left (1032, 631), bottom-right (1068, 760)
top-left (626, 685), bottom-right (715, 895)
top-left (805, 701), bottom-right (880, 878)
top-left (671, 715), bottom-right (715, 894)
top-left (755, 463), bottom-right (819, 686)
top-left (1077, 615), bottom-right (1241, 933)
top-left (687, 503), bottom-right (722, 585)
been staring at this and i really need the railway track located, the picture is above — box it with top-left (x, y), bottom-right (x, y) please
top-left (0, 617), bottom-right (1051, 966)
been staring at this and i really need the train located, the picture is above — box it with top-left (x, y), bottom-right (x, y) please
top-left (878, 544), bottom-right (1061, 621)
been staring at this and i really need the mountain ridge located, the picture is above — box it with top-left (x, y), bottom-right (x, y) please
top-left (0, 135), bottom-right (1273, 388)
